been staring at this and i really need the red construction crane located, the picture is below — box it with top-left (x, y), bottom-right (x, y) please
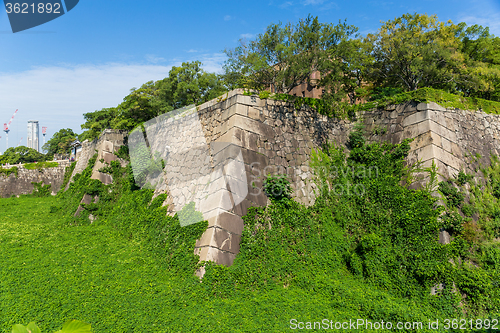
top-left (42, 126), bottom-right (47, 146)
top-left (17, 137), bottom-right (23, 147)
top-left (3, 109), bottom-right (18, 151)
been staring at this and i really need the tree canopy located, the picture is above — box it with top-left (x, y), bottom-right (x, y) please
top-left (224, 13), bottom-right (500, 104)
top-left (0, 146), bottom-right (49, 164)
top-left (80, 61), bottom-right (228, 141)
top-left (42, 128), bottom-right (78, 155)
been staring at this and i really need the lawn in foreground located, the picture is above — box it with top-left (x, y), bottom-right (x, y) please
top-left (0, 196), bottom-right (458, 332)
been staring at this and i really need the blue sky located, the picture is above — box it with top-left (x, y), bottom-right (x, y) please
top-left (0, 0), bottom-right (499, 151)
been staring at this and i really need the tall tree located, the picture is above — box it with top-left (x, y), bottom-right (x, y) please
top-left (42, 128), bottom-right (77, 156)
top-left (0, 146), bottom-right (48, 164)
top-left (80, 108), bottom-right (117, 142)
top-left (223, 15), bottom-right (360, 97)
top-left (454, 23), bottom-right (500, 101)
top-left (80, 61), bottom-right (228, 140)
top-left (156, 61), bottom-right (227, 110)
top-left (366, 13), bottom-right (463, 92)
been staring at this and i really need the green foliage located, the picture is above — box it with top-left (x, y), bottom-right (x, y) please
top-left (461, 203), bottom-right (476, 217)
top-left (369, 87), bottom-right (404, 100)
top-left (0, 166), bottom-right (18, 178)
top-left (12, 320), bottom-right (91, 333)
top-left (440, 210), bottom-right (466, 235)
top-left (2, 140), bottom-right (500, 330)
top-left (31, 181), bottom-right (52, 197)
top-left (223, 15), bottom-right (362, 105)
top-left (347, 122), bottom-right (365, 148)
top-left (42, 128), bottom-right (77, 156)
top-left (439, 180), bottom-right (465, 208)
top-left (60, 162), bottom-right (76, 191)
top-left (263, 174), bottom-right (292, 201)
top-left (177, 201), bottom-right (204, 228)
top-left (80, 62), bottom-right (228, 140)
top-left (455, 169), bottom-right (474, 186)
top-left (115, 144), bottom-right (129, 161)
top-left (366, 13), bottom-right (462, 92)
top-left (0, 146), bottom-right (49, 164)
top-left (24, 161), bottom-right (59, 170)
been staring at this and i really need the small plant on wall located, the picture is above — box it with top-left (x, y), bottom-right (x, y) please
top-left (263, 174), bottom-right (292, 201)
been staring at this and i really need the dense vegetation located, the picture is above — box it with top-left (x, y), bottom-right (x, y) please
top-left (75, 13), bottom-right (499, 142)
top-left (0, 146), bottom-right (50, 164)
top-left (1, 11), bottom-right (499, 333)
top-left (1, 124), bottom-right (499, 331)
top-left (225, 13), bottom-right (500, 114)
top-left (41, 128), bottom-right (78, 156)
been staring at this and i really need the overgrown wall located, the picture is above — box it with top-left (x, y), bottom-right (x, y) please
top-left (0, 161), bottom-right (70, 198)
top-left (35, 90), bottom-right (500, 269)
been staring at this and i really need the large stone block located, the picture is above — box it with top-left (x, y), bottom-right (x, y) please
top-left (417, 102), bottom-right (446, 111)
top-left (410, 131), bottom-right (442, 151)
top-left (194, 246), bottom-right (236, 266)
top-left (90, 171), bottom-right (113, 185)
top-left (195, 227), bottom-right (241, 254)
top-left (206, 210), bottom-right (244, 235)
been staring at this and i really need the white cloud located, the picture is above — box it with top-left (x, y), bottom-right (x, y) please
top-left (145, 54), bottom-right (167, 64)
top-left (302, 0), bottom-right (325, 4)
top-left (224, 15), bottom-right (232, 21)
top-left (279, 1), bottom-right (293, 8)
top-left (0, 64), bottom-right (173, 145)
top-left (458, 13), bottom-right (500, 37)
top-left (0, 51), bottom-right (229, 149)
top-left (197, 53), bottom-right (226, 73)
top-left (240, 33), bottom-right (255, 39)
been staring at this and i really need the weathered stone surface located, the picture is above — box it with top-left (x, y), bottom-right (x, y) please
top-left (194, 246), bottom-right (236, 267)
top-left (0, 161), bottom-right (71, 198)
top-left (45, 91), bottom-right (500, 270)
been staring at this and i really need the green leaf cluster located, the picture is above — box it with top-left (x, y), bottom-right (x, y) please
top-left (0, 146), bottom-right (50, 165)
top-left (79, 62), bottom-right (228, 141)
top-left (41, 128), bottom-right (77, 156)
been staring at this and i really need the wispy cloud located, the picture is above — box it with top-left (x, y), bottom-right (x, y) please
top-left (197, 53), bottom-right (227, 74)
top-left (145, 54), bottom-right (167, 64)
top-left (224, 15), bottom-right (233, 21)
top-left (279, 1), bottom-right (293, 8)
top-left (240, 33), bottom-right (255, 39)
top-left (0, 64), bottom-right (173, 140)
top-left (302, 0), bottom-right (325, 5)
top-left (458, 13), bottom-right (500, 36)
top-left (187, 49), bottom-right (199, 53)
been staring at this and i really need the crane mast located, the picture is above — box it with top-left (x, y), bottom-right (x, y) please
top-left (3, 109), bottom-right (18, 151)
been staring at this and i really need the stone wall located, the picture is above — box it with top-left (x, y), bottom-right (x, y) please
top-left (362, 101), bottom-right (500, 184)
top-left (12, 89), bottom-right (496, 271)
top-left (140, 90), bottom-right (500, 271)
top-left (66, 129), bottom-right (127, 190)
top-left (0, 160), bottom-right (71, 198)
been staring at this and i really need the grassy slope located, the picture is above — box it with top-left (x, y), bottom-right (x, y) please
top-left (0, 195), bottom-right (456, 333)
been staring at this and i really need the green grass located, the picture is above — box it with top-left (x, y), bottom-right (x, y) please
top-left (23, 162), bottom-right (59, 170)
top-left (1, 138), bottom-right (499, 332)
top-left (0, 195), bottom-right (456, 333)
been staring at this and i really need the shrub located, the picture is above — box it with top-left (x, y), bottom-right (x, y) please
top-left (438, 180), bottom-right (465, 208)
top-left (263, 174), bottom-right (292, 201)
top-left (31, 181), bottom-right (52, 197)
